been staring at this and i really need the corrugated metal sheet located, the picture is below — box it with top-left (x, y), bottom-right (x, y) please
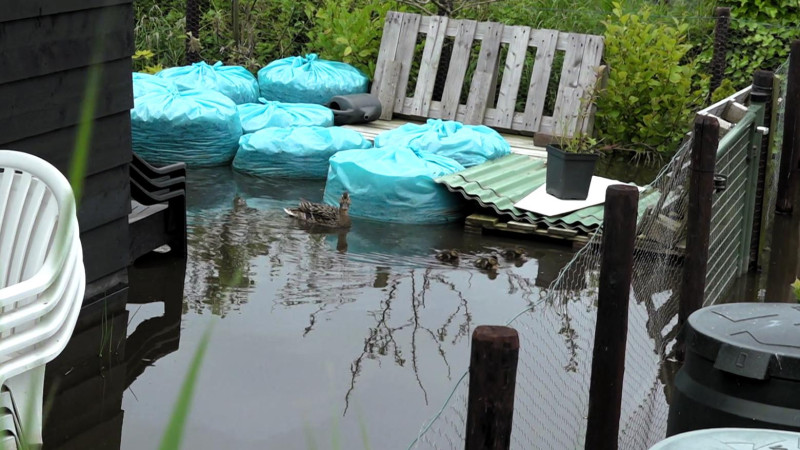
top-left (436, 154), bottom-right (660, 232)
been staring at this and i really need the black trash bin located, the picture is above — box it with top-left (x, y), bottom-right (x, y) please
top-left (666, 303), bottom-right (800, 436)
top-left (327, 93), bottom-right (382, 125)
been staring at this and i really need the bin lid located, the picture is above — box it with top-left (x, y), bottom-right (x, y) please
top-left (686, 303), bottom-right (800, 381)
top-left (649, 427), bottom-right (800, 449)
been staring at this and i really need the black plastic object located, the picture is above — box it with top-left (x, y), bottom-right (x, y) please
top-left (667, 303), bottom-right (800, 436)
top-left (545, 144), bottom-right (599, 200)
top-left (327, 93), bottom-right (382, 125)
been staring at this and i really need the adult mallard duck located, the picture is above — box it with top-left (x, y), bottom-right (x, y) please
top-left (284, 192), bottom-right (352, 228)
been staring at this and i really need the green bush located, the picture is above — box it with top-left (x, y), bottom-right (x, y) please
top-left (134, 3), bottom-right (187, 69)
top-left (596, 3), bottom-right (709, 155)
top-left (304, 0), bottom-right (395, 77)
top-left (714, 0), bottom-right (799, 88)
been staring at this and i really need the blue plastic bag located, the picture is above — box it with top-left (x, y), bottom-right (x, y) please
top-left (323, 146), bottom-right (466, 224)
top-left (373, 119), bottom-right (510, 167)
top-left (237, 99), bottom-right (334, 134)
top-left (132, 72), bottom-right (175, 98)
top-left (233, 126), bottom-right (372, 178)
top-left (156, 61), bottom-right (259, 104)
top-left (131, 87), bottom-right (243, 167)
top-left (257, 54), bottom-right (369, 104)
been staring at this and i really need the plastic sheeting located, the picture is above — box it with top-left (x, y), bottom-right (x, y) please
top-left (131, 87), bottom-right (243, 167)
top-left (237, 99), bottom-right (334, 134)
top-left (324, 146), bottom-right (466, 224)
top-left (156, 61), bottom-right (259, 104)
top-left (132, 72), bottom-right (175, 98)
top-left (257, 54), bottom-right (369, 105)
top-left (373, 119), bottom-right (510, 167)
top-left (233, 126), bottom-right (371, 178)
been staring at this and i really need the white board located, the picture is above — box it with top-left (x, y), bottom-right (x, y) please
top-left (514, 176), bottom-right (643, 217)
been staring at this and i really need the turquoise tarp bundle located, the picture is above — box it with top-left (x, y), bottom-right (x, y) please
top-left (131, 87), bottom-right (242, 167)
top-left (257, 53), bottom-right (369, 105)
top-left (132, 72), bottom-right (175, 98)
top-left (237, 99), bottom-right (334, 134)
top-left (156, 61), bottom-right (259, 104)
top-left (324, 146), bottom-right (466, 224)
top-left (373, 119), bottom-right (511, 167)
top-left (233, 126), bottom-right (372, 178)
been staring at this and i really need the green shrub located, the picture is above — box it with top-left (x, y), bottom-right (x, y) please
top-left (134, 3), bottom-right (186, 69)
top-left (699, 0), bottom-right (800, 89)
top-left (304, 0), bottom-right (395, 77)
top-left (595, 3), bottom-right (709, 155)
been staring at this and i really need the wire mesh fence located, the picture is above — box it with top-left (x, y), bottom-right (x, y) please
top-left (410, 56), bottom-right (792, 449)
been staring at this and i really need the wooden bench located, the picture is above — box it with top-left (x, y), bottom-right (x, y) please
top-left (345, 11), bottom-right (605, 157)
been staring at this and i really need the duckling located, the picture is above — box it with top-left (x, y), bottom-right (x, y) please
top-left (501, 247), bottom-right (526, 260)
top-left (233, 194), bottom-right (251, 212)
top-left (435, 249), bottom-right (460, 263)
top-left (284, 192), bottom-right (352, 229)
top-left (474, 255), bottom-right (499, 271)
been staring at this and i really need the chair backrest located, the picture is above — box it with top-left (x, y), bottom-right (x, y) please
top-left (0, 150), bottom-right (84, 380)
top-left (371, 11), bottom-right (605, 138)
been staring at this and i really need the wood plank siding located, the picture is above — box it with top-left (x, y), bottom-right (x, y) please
top-left (0, 0), bottom-right (135, 300)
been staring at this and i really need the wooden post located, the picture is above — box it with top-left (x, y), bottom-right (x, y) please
top-left (677, 115), bottom-right (719, 359)
top-left (464, 325), bottom-right (519, 450)
top-left (748, 70), bottom-right (774, 269)
top-left (708, 7), bottom-right (731, 101)
top-left (584, 185), bottom-right (639, 450)
top-left (232, 0), bottom-right (240, 48)
top-left (777, 40), bottom-right (800, 213)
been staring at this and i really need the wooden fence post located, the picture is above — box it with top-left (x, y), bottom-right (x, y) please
top-left (584, 185), bottom-right (639, 450)
top-left (777, 40), bottom-right (800, 213)
top-left (677, 115), bottom-right (719, 359)
top-left (464, 325), bottom-right (519, 450)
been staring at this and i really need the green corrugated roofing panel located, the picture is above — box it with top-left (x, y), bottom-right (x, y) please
top-left (436, 154), bottom-right (661, 232)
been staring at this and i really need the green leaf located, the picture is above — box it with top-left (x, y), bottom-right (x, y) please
top-left (343, 46), bottom-right (352, 56)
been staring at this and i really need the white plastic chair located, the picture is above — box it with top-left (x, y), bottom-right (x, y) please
top-left (0, 150), bottom-right (86, 447)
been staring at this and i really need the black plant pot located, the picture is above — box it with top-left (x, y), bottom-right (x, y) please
top-left (545, 144), bottom-right (599, 201)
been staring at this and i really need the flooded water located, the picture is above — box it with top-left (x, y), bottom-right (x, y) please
top-left (63, 167), bottom-right (576, 449)
top-left (39, 165), bottom-right (800, 450)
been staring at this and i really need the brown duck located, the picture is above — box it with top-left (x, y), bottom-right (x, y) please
top-left (284, 192), bottom-right (352, 228)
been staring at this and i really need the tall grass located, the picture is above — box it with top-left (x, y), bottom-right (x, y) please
top-left (159, 326), bottom-right (213, 450)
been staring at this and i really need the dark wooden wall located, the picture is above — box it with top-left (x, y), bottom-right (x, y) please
top-left (0, 0), bottom-right (134, 301)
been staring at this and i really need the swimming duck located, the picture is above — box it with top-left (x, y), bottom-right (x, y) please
top-left (284, 192), bottom-right (352, 228)
top-left (474, 255), bottom-right (499, 271)
top-left (501, 247), bottom-right (527, 261)
top-left (435, 249), bottom-right (460, 263)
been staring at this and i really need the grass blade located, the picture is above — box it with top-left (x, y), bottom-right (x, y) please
top-left (159, 325), bottom-right (213, 450)
top-left (69, 62), bottom-right (102, 207)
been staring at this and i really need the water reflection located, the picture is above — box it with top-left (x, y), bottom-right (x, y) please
top-left (43, 255), bottom-right (186, 449)
top-left (182, 168), bottom-right (577, 418)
